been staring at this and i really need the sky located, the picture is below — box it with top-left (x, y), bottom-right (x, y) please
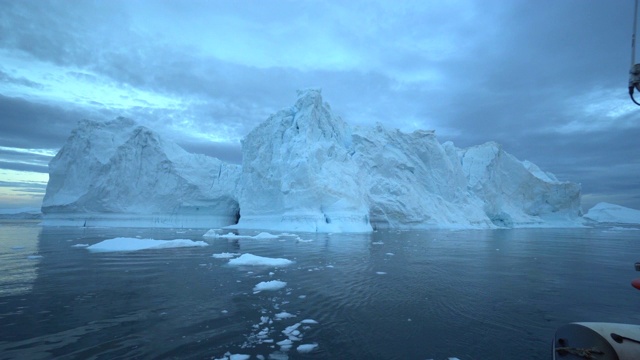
top-left (0, 0), bottom-right (639, 212)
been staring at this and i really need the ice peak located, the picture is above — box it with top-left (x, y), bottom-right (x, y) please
top-left (294, 88), bottom-right (323, 110)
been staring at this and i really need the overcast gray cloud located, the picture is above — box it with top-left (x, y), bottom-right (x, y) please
top-left (0, 0), bottom-right (638, 211)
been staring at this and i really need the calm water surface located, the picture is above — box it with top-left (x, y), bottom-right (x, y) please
top-left (0, 220), bottom-right (639, 359)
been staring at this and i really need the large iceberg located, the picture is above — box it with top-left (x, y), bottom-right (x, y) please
top-left (41, 90), bottom-right (584, 231)
top-left (41, 117), bottom-right (241, 228)
top-left (233, 89), bottom-right (582, 231)
top-left (235, 89), bottom-right (371, 232)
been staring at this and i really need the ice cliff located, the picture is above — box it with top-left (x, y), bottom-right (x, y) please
top-left (584, 202), bottom-right (640, 224)
top-left (235, 89), bottom-right (371, 232)
top-left (42, 117), bottom-right (241, 227)
top-left (232, 89), bottom-right (582, 231)
top-left (42, 90), bottom-right (584, 231)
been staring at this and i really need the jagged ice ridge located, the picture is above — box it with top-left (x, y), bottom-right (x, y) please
top-left (42, 89), bottom-right (585, 231)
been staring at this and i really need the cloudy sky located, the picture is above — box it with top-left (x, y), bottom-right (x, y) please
top-left (0, 0), bottom-right (638, 211)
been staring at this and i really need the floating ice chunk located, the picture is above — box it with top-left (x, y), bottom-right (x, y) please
top-left (254, 232), bottom-right (280, 239)
top-left (296, 343), bottom-right (318, 353)
top-left (229, 354), bottom-right (250, 360)
top-left (277, 338), bottom-right (293, 351)
top-left (203, 229), bottom-right (222, 238)
top-left (386, 252), bottom-right (395, 256)
top-left (372, 241), bottom-right (384, 245)
top-left (301, 319), bottom-right (318, 324)
top-left (27, 255), bottom-right (43, 260)
top-left (275, 312), bottom-right (296, 319)
top-left (254, 280), bottom-right (287, 292)
top-left (86, 238), bottom-right (208, 252)
top-left (212, 252), bottom-right (241, 259)
top-left (228, 254), bottom-right (293, 267)
top-left (376, 271), bottom-right (387, 275)
top-left (72, 244), bottom-right (90, 248)
top-left (282, 323), bottom-right (301, 336)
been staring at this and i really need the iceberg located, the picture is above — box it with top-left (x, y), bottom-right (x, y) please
top-left (459, 142), bottom-right (582, 227)
top-left (41, 117), bottom-right (241, 228)
top-left (584, 202), bottom-right (640, 224)
top-left (234, 89), bottom-right (371, 233)
top-left (41, 90), bottom-right (584, 232)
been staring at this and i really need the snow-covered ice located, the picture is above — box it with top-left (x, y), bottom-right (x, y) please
top-left (253, 280), bottom-right (287, 292)
top-left (228, 254), bottom-right (293, 267)
top-left (296, 343), bottom-right (319, 353)
top-left (41, 117), bottom-right (241, 228)
top-left (584, 202), bottom-right (640, 224)
top-left (274, 311), bottom-right (296, 319)
top-left (86, 238), bottom-right (208, 252)
top-left (41, 90), bottom-right (586, 232)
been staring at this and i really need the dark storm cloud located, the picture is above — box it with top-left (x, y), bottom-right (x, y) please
top-left (0, 70), bottom-right (44, 89)
top-left (0, 95), bottom-right (86, 149)
top-left (0, 161), bottom-right (48, 174)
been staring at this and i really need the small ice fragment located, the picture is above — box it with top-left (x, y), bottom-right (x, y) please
top-left (376, 271), bottom-right (387, 275)
top-left (301, 319), bottom-right (318, 324)
top-left (298, 295), bottom-right (307, 299)
top-left (254, 280), bottom-right (287, 292)
top-left (275, 312), bottom-right (295, 319)
top-left (296, 343), bottom-right (319, 353)
top-left (27, 255), bottom-right (43, 260)
top-left (228, 254), bottom-right (293, 267)
top-left (372, 241), bottom-right (383, 245)
top-left (254, 232), bottom-right (279, 239)
top-left (72, 244), bottom-right (90, 248)
top-left (385, 252), bottom-right (395, 256)
top-left (221, 310), bottom-right (228, 314)
top-left (229, 354), bottom-right (250, 360)
top-left (212, 252), bottom-right (241, 259)
top-left (282, 323), bottom-right (301, 335)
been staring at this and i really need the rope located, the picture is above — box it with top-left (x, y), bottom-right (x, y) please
top-left (555, 346), bottom-right (604, 359)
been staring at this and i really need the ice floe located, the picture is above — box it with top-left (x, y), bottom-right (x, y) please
top-left (86, 238), bottom-right (208, 252)
top-left (297, 343), bottom-right (319, 353)
top-left (253, 280), bottom-right (287, 292)
top-left (228, 254), bottom-right (293, 267)
top-left (212, 252), bottom-right (241, 259)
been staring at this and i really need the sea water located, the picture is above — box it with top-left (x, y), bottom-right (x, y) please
top-left (0, 220), bottom-right (639, 359)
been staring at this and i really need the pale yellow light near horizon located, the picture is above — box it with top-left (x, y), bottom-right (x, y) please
top-left (0, 169), bottom-right (49, 209)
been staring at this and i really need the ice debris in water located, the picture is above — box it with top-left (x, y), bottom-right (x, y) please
top-left (297, 343), bottom-right (319, 353)
top-left (212, 252), bottom-right (241, 259)
top-left (253, 280), bottom-right (287, 292)
top-left (86, 238), bottom-right (208, 252)
top-left (228, 254), bottom-right (293, 267)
